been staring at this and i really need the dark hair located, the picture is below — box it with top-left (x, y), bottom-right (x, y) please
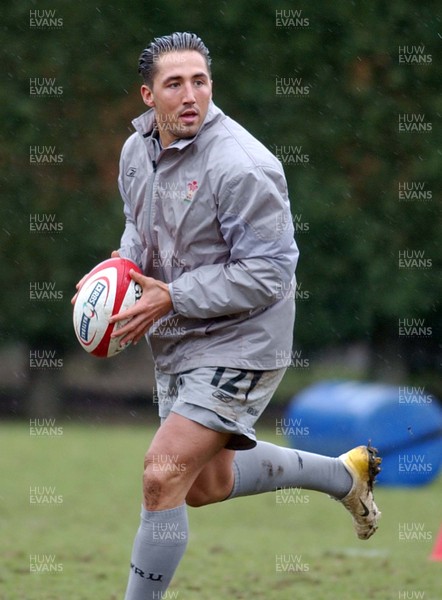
top-left (138, 32), bottom-right (212, 87)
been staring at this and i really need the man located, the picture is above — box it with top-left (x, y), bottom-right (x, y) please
top-left (75, 32), bottom-right (381, 599)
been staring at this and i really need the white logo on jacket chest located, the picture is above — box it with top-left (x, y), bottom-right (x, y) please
top-left (185, 180), bottom-right (199, 202)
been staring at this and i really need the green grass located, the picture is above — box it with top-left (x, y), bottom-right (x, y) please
top-left (1, 422), bottom-right (441, 599)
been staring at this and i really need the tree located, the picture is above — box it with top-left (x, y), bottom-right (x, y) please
top-left (1, 0), bottom-right (440, 389)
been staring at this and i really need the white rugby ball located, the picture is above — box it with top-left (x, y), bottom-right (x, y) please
top-left (73, 257), bottom-right (143, 358)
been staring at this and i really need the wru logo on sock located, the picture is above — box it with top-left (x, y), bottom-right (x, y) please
top-left (130, 562), bottom-right (163, 582)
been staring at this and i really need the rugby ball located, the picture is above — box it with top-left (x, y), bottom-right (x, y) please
top-left (73, 258), bottom-right (143, 358)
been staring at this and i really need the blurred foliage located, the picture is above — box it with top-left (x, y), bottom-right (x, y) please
top-left (0, 0), bottom-right (440, 378)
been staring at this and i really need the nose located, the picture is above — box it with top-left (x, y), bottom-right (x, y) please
top-left (182, 82), bottom-right (196, 104)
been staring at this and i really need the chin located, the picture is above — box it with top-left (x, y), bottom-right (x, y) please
top-left (177, 125), bottom-right (199, 139)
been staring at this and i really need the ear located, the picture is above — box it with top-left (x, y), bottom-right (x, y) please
top-left (141, 84), bottom-right (155, 108)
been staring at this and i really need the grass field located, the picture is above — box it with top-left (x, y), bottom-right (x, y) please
top-left (1, 421), bottom-right (441, 600)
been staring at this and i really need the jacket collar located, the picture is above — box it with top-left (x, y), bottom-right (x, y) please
top-left (131, 101), bottom-right (223, 155)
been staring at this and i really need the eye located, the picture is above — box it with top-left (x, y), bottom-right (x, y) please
top-left (168, 82), bottom-right (180, 89)
top-left (194, 80), bottom-right (205, 87)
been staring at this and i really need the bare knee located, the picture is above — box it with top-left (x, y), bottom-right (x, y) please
top-left (143, 470), bottom-right (163, 509)
top-left (143, 451), bottom-right (190, 510)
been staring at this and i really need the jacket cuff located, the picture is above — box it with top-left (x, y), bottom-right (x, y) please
top-left (168, 282), bottom-right (177, 312)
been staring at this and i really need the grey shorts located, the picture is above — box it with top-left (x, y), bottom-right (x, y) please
top-left (155, 366), bottom-right (286, 450)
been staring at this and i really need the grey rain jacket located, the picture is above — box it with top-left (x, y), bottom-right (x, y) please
top-left (118, 101), bottom-right (299, 373)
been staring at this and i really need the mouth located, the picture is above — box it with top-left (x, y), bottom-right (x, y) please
top-left (179, 109), bottom-right (199, 125)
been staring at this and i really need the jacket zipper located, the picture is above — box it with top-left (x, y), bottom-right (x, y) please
top-left (147, 158), bottom-right (167, 284)
top-left (144, 159), bottom-right (157, 258)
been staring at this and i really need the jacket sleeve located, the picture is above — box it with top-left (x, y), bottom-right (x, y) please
top-left (169, 166), bottom-right (299, 318)
top-left (117, 149), bottom-right (144, 268)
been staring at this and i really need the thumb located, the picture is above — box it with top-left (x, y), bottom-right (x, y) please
top-left (129, 269), bottom-right (147, 284)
